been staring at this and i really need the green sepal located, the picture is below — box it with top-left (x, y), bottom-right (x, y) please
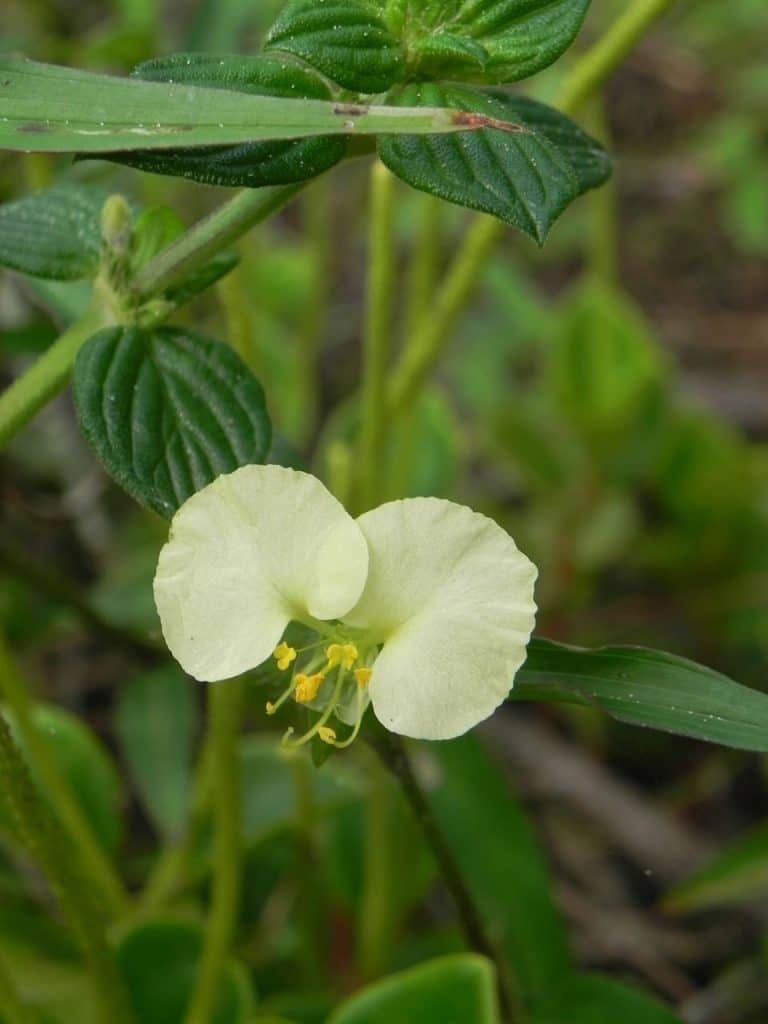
top-left (264, 0), bottom-right (403, 94)
top-left (73, 325), bottom-right (272, 518)
top-left (109, 53), bottom-right (347, 188)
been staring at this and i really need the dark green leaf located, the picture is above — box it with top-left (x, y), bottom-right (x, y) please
top-left (1, 703), bottom-right (123, 854)
top-left (407, 0), bottom-right (591, 83)
top-left (328, 955), bottom-right (499, 1024)
top-left (665, 822), bottom-right (768, 912)
top-left (114, 54), bottom-right (347, 187)
top-left (430, 735), bottom-right (572, 1004)
top-left (531, 972), bottom-right (683, 1024)
top-left (379, 83), bottom-right (585, 242)
top-left (514, 638), bottom-right (768, 752)
top-left (265, 0), bottom-right (403, 94)
top-left (163, 251), bottom-right (240, 307)
top-left (73, 326), bottom-right (272, 518)
top-left (115, 666), bottom-right (197, 841)
top-left (0, 184), bottom-right (112, 280)
top-left (116, 919), bottom-right (253, 1024)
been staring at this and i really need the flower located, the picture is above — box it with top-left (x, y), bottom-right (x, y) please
top-left (154, 465), bottom-right (537, 744)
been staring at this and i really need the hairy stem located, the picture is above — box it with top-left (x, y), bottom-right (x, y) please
top-left (134, 183), bottom-right (305, 300)
top-left (370, 733), bottom-right (519, 1021)
top-left (0, 634), bottom-right (129, 918)
top-left (183, 680), bottom-right (244, 1024)
top-left (385, 0), bottom-right (679, 416)
top-left (0, 303), bottom-right (105, 451)
top-left (357, 161), bottom-right (396, 511)
top-left (0, 710), bottom-right (135, 1024)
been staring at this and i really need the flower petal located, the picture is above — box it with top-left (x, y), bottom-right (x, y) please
top-left (345, 498), bottom-right (537, 739)
top-left (154, 465), bottom-right (368, 681)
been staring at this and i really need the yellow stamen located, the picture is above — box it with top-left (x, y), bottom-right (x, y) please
top-left (354, 667), bottom-right (372, 688)
top-left (326, 642), bottom-right (358, 670)
top-left (318, 726), bottom-right (337, 745)
top-left (273, 642), bottom-right (297, 671)
top-left (294, 672), bottom-right (326, 704)
top-left (265, 701), bottom-right (276, 715)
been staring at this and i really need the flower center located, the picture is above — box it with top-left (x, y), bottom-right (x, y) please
top-left (265, 629), bottom-right (375, 749)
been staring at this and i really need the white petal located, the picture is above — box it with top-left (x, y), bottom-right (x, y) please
top-left (345, 498), bottom-right (537, 739)
top-left (154, 466), bottom-right (368, 681)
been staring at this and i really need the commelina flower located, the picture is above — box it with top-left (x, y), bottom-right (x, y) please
top-left (154, 465), bottom-right (537, 747)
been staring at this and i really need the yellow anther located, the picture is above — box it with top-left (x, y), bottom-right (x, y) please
top-left (265, 701), bottom-right (276, 716)
top-left (354, 667), bottom-right (373, 688)
top-left (273, 642), bottom-right (297, 671)
top-left (294, 672), bottom-right (325, 704)
top-left (318, 726), bottom-right (337, 745)
top-left (326, 642), bottom-right (358, 670)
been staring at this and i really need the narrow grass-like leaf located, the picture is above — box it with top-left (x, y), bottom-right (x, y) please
top-left (513, 638), bottom-right (768, 752)
top-left (73, 326), bottom-right (271, 518)
top-left (328, 955), bottom-right (499, 1024)
top-left (379, 83), bottom-right (581, 242)
top-left (531, 973), bottom-right (683, 1024)
top-left (265, 0), bottom-right (403, 94)
top-left (665, 823), bottom-right (768, 912)
top-left (0, 56), bottom-right (479, 153)
top-left (112, 54), bottom-right (347, 187)
top-left (0, 183), bottom-right (112, 280)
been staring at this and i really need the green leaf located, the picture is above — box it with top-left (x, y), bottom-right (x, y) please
top-left (73, 325), bottom-right (272, 518)
top-left (379, 84), bottom-right (603, 242)
top-left (514, 638), bottom-right (768, 752)
top-left (328, 955), bottom-right (499, 1024)
top-left (116, 918), bottom-right (253, 1024)
top-left (430, 735), bottom-right (571, 1004)
top-left (0, 56), bottom-right (477, 153)
top-left (112, 54), bottom-right (347, 187)
top-left (265, 0), bottom-right (403, 94)
top-left (0, 183), bottom-right (112, 280)
top-left (1, 703), bottom-right (123, 854)
top-left (530, 973), bottom-right (683, 1024)
top-left (115, 666), bottom-right (197, 841)
top-left (665, 822), bottom-right (768, 912)
top-left (406, 0), bottom-right (591, 83)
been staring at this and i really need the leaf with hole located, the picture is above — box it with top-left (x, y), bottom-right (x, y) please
top-left (73, 326), bottom-right (272, 518)
top-left (265, 0), bottom-right (403, 94)
top-left (513, 638), bottom-right (768, 751)
top-left (112, 54), bottom-right (347, 187)
top-left (379, 84), bottom-right (609, 242)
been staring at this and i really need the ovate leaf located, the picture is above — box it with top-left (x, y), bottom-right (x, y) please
top-left (407, 0), bottom-right (591, 83)
top-left (379, 84), bottom-right (604, 242)
top-left (73, 326), bottom-right (271, 518)
top-left (514, 638), bottom-right (768, 752)
top-left (115, 666), bottom-right (197, 841)
top-left (328, 955), bottom-right (499, 1024)
top-left (265, 0), bottom-right (403, 94)
top-left (0, 184), bottom-right (112, 280)
top-left (114, 54), bottom-right (347, 187)
top-left (531, 972), bottom-right (683, 1024)
top-left (116, 919), bottom-right (253, 1024)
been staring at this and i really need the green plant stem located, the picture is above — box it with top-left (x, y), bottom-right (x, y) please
top-left (403, 193), bottom-right (441, 343)
top-left (299, 176), bottom-right (333, 444)
top-left (370, 733), bottom-right (518, 1022)
top-left (0, 303), bottom-right (106, 451)
top-left (385, 0), bottom-right (679, 417)
top-left (358, 757), bottom-right (399, 979)
top-left (290, 751), bottom-right (327, 987)
top-left (0, 953), bottom-right (36, 1024)
top-left (183, 680), bottom-right (244, 1024)
top-left (134, 183), bottom-right (306, 300)
top-left (0, 710), bottom-right (135, 1024)
top-left (585, 100), bottom-right (618, 284)
top-left (357, 161), bottom-right (396, 511)
top-left (0, 634), bottom-right (129, 918)
top-left (557, 0), bottom-right (678, 114)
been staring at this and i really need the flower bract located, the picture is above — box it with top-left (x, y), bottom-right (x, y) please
top-left (154, 465), bottom-right (537, 743)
